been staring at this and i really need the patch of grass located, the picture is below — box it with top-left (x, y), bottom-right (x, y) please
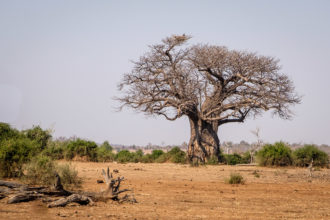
top-left (252, 170), bottom-right (260, 178)
top-left (206, 156), bottom-right (219, 165)
top-left (56, 163), bottom-right (82, 189)
top-left (23, 155), bottom-right (82, 188)
top-left (226, 173), bottom-right (245, 184)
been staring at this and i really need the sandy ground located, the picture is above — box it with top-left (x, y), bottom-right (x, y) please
top-left (1, 162), bottom-right (330, 220)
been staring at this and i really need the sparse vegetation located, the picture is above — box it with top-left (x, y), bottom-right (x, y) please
top-left (23, 155), bottom-right (82, 188)
top-left (256, 142), bottom-right (293, 166)
top-left (293, 145), bottom-right (328, 167)
top-left (252, 170), bottom-right (260, 178)
top-left (1, 122), bottom-right (328, 183)
top-left (226, 173), bottom-right (245, 184)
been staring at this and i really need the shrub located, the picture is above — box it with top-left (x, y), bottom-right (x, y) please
top-left (65, 138), bottom-right (98, 161)
top-left (23, 155), bottom-right (56, 185)
top-left (293, 145), bottom-right (329, 167)
top-left (130, 149), bottom-right (144, 162)
top-left (56, 164), bottom-right (82, 189)
top-left (116, 150), bottom-right (133, 163)
top-left (23, 155), bottom-right (82, 188)
top-left (155, 153), bottom-right (171, 163)
top-left (0, 137), bottom-right (35, 177)
top-left (42, 141), bottom-right (66, 160)
top-left (97, 145), bottom-right (115, 162)
top-left (24, 126), bottom-right (52, 152)
top-left (256, 142), bottom-right (293, 166)
top-left (241, 151), bottom-right (252, 164)
top-left (252, 170), bottom-right (260, 178)
top-left (100, 141), bottom-right (113, 151)
top-left (206, 155), bottom-right (219, 165)
top-left (166, 147), bottom-right (187, 163)
top-left (0, 122), bottom-right (19, 141)
top-left (226, 173), bottom-right (245, 184)
top-left (224, 153), bottom-right (243, 165)
top-left (150, 149), bottom-right (164, 160)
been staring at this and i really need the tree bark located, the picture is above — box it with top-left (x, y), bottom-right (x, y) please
top-left (187, 117), bottom-right (220, 163)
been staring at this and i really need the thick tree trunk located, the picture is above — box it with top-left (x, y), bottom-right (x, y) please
top-left (187, 117), bottom-right (220, 163)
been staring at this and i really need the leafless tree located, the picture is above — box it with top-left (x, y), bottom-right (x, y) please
top-left (117, 35), bottom-right (301, 163)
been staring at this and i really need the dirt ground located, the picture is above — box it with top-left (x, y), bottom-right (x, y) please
top-left (1, 162), bottom-right (330, 220)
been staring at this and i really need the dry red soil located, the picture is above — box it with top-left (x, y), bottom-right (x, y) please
top-left (1, 162), bottom-right (330, 219)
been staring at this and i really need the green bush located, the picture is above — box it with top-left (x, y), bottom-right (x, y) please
top-left (100, 141), bottom-right (113, 151)
top-left (155, 153), bottom-right (171, 163)
top-left (97, 142), bottom-right (115, 162)
top-left (0, 137), bottom-right (35, 177)
top-left (151, 149), bottom-right (164, 160)
top-left (116, 150), bottom-right (133, 163)
top-left (226, 173), bottom-right (245, 184)
top-left (256, 142), bottom-right (293, 166)
top-left (293, 145), bottom-right (329, 167)
top-left (0, 122), bottom-right (19, 141)
top-left (241, 151), bottom-right (252, 164)
top-left (23, 155), bottom-right (82, 188)
top-left (24, 126), bottom-right (51, 152)
top-left (23, 155), bottom-right (56, 185)
top-left (168, 147), bottom-right (187, 164)
top-left (206, 155), bottom-right (219, 165)
top-left (224, 153), bottom-right (243, 165)
top-left (56, 163), bottom-right (82, 189)
top-left (42, 140), bottom-right (66, 160)
top-left (65, 138), bottom-right (98, 161)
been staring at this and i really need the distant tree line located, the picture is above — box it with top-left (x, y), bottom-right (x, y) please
top-left (0, 122), bottom-right (329, 179)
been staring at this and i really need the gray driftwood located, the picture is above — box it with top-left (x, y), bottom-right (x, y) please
top-left (0, 167), bottom-right (136, 207)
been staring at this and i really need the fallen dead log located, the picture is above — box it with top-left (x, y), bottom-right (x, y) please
top-left (47, 194), bottom-right (93, 208)
top-left (1, 167), bottom-right (136, 207)
top-left (0, 180), bottom-right (25, 189)
top-left (7, 193), bottom-right (43, 204)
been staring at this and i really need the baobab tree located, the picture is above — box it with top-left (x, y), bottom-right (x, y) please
top-left (117, 35), bottom-right (301, 163)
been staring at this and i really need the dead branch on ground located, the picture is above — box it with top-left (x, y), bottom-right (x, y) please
top-left (0, 167), bottom-right (136, 208)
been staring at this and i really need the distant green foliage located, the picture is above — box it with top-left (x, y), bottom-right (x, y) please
top-left (24, 126), bottom-right (52, 151)
top-left (224, 153), bottom-right (243, 165)
top-left (256, 142), bottom-right (293, 166)
top-left (293, 145), bottom-right (329, 167)
top-left (65, 138), bottom-right (98, 161)
top-left (0, 137), bottom-right (35, 177)
top-left (151, 149), bottom-right (164, 160)
top-left (226, 173), bottom-right (245, 184)
top-left (42, 140), bottom-right (66, 160)
top-left (97, 146), bottom-right (115, 162)
top-left (241, 151), bottom-right (252, 164)
top-left (23, 155), bottom-right (56, 185)
top-left (100, 141), bottom-right (113, 151)
top-left (0, 123), bottom-right (51, 177)
top-left (155, 153), bottom-right (171, 163)
top-left (0, 122), bottom-right (19, 140)
top-left (116, 150), bottom-right (134, 163)
top-left (206, 155), bottom-right (219, 165)
top-left (168, 147), bottom-right (187, 164)
top-left (23, 155), bottom-right (82, 188)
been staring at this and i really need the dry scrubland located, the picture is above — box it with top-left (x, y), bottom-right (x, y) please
top-left (1, 162), bottom-right (330, 220)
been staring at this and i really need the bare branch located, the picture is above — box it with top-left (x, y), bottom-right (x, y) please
top-left (116, 35), bottom-right (301, 126)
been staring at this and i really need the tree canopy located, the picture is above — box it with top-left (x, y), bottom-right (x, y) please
top-left (117, 35), bottom-right (301, 162)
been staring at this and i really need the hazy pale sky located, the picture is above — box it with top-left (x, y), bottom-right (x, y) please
top-left (1, 0), bottom-right (330, 146)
